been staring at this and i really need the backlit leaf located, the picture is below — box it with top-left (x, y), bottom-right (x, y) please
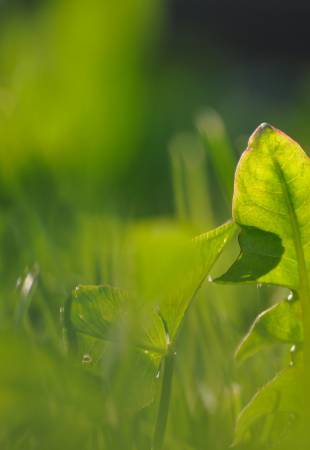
top-left (71, 285), bottom-right (168, 354)
top-left (217, 123), bottom-right (310, 292)
top-left (215, 124), bottom-right (310, 445)
top-left (236, 299), bottom-right (303, 363)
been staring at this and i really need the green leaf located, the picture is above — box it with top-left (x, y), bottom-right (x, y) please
top-left (76, 333), bottom-right (162, 413)
top-left (217, 123), bottom-right (310, 292)
top-left (70, 286), bottom-right (165, 413)
top-left (234, 366), bottom-right (303, 447)
top-left (71, 285), bottom-right (168, 354)
top-left (159, 221), bottom-right (237, 343)
top-left (214, 124), bottom-right (310, 446)
top-left (236, 298), bottom-right (303, 363)
top-left (71, 285), bottom-right (126, 340)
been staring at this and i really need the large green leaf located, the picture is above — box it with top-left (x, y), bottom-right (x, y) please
top-left (215, 124), bottom-right (310, 445)
top-left (217, 123), bottom-right (310, 293)
top-left (236, 298), bottom-right (303, 363)
top-left (216, 123), bottom-right (310, 362)
top-left (216, 124), bottom-right (309, 363)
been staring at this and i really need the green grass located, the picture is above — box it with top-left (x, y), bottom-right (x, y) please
top-left (0, 122), bottom-right (291, 449)
top-left (0, 1), bottom-right (309, 449)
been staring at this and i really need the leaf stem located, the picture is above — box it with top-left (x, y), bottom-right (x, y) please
top-left (152, 350), bottom-right (176, 450)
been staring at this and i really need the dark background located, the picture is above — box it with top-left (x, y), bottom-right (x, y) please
top-left (1, 0), bottom-right (310, 215)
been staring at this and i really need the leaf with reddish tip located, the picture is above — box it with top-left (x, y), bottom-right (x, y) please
top-left (217, 123), bottom-right (310, 291)
top-left (215, 124), bottom-right (310, 445)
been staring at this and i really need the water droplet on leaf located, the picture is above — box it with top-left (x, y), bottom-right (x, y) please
top-left (21, 273), bottom-right (35, 297)
top-left (289, 344), bottom-right (297, 367)
top-left (59, 306), bottom-right (64, 322)
top-left (287, 291), bottom-right (294, 301)
top-left (82, 353), bottom-right (92, 365)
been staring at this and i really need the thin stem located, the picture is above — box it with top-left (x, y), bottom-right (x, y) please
top-left (152, 351), bottom-right (176, 450)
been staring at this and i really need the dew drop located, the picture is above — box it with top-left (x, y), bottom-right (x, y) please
top-left (290, 344), bottom-right (296, 353)
top-left (289, 344), bottom-right (297, 367)
top-left (287, 291), bottom-right (294, 301)
top-left (207, 275), bottom-right (213, 282)
top-left (82, 353), bottom-right (92, 365)
top-left (156, 370), bottom-right (160, 379)
top-left (21, 272), bottom-right (35, 297)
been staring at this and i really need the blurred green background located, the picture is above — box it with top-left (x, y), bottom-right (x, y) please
top-left (0, 0), bottom-right (308, 449)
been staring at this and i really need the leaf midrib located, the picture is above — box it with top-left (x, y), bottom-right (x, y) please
top-left (272, 156), bottom-right (310, 322)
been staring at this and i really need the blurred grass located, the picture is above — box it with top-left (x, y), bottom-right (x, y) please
top-left (0, 1), bottom-right (307, 449)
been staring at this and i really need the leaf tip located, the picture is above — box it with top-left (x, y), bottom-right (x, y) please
top-left (248, 122), bottom-right (274, 146)
top-left (257, 122), bottom-right (273, 132)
